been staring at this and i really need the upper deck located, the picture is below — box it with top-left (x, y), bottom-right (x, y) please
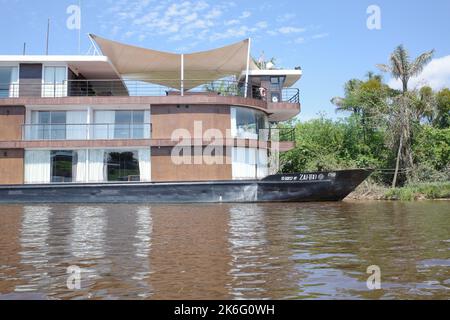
top-left (0, 36), bottom-right (302, 121)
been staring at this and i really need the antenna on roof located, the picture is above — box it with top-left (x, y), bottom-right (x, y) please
top-left (46, 18), bottom-right (50, 55)
top-left (23, 42), bottom-right (26, 55)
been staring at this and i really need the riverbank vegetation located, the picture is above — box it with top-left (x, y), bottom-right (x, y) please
top-left (279, 45), bottom-right (450, 200)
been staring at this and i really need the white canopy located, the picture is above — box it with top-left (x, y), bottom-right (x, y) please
top-left (90, 34), bottom-right (259, 90)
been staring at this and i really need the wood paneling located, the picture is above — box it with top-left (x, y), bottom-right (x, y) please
top-left (0, 106), bottom-right (25, 141)
top-left (150, 105), bottom-right (233, 181)
top-left (151, 146), bottom-right (232, 181)
top-left (151, 104), bottom-right (231, 139)
top-left (0, 94), bottom-right (300, 122)
top-left (0, 95), bottom-right (268, 110)
top-left (0, 149), bottom-right (24, 185)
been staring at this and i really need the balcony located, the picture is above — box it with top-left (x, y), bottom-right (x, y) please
top-left (0, 80), bottom-right (300, 103)
top-left (22, 123), bottom-right (152, 141)
top-left (268, 127), bottom-right (296, 152)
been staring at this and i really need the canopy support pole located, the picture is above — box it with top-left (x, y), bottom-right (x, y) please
top-left (181, 54), bottom-right (184, 96)
top-left (244, 38), bottom-right (251, 98)
top-left (87, 34), bottom-right (100, 56)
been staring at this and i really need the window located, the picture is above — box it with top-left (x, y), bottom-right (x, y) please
top-left (231, 107), bottom-right (269, 140)
top-left (106, 151), bottom-right (140, 182)
top-left (236, 108), bottom-right (257, 135)
top-left (88, 149), bottom-right (150, 182)
top-left (34, 111), bottom-right (67, 140)
top-left (270, 77), bottom-right (280, 85)
top-left (115, 110), bottom-right (145, 139)
top-left (231, 147), bottom-right (268, 179)
top-left (29, 111), bottom-right (66, 140)
top-left (43, 66), bottom-right (67, 97)
top-left (0, 66), bottom-right (19, 98)
top-left (51, 150), bottom-right (74, 183)
top-left (27, 110), bottom-right (87, 141)
top-left (94, 110), bottom-right (149, 139)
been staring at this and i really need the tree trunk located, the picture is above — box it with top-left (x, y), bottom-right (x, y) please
top-left (392, 133), bottom-right (403, 188)
top-left (402, 78), bottom-right (408, 94)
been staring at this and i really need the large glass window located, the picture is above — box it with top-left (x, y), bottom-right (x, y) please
top-left (50, 150), bottom-right (74, 183)
top-left (115, 110), bottom-right (145, 139)
top-left (43, 66), bottom-right (67, 97)
top-left (106, 151), bottom-right (140, 182)
top-left (88, 149), bottom-right (150, 182)
top-left (231, 107), bottom-right (269, 140)
top-left (34, 111), bottom-right (67, 140)
top-left (0, 66), bottom-right (19, 98)
top-left (27, 110), bottom-right (87, 141)
top-left (95, 110), bottom-right (149, 139)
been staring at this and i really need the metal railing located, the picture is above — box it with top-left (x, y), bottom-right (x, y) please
top-left (271, 127), bottom-right (296, 142)
top-left (282, 88), bottom-right (300, 104)
top-left (234, 127), bottom-right (296, 143)
top-left (0, 80), bottom-right (300, 103)
top-left (22, 123), bottom-right (152, 141)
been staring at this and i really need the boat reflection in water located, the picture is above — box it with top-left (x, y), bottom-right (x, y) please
top-left (0, 201), bottom-right (449, 300)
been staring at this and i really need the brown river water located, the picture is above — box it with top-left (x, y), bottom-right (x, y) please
top-left (0, 201), bottom-right (448, 300)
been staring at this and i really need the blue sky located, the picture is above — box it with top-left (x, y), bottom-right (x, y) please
top-left (1, 0), bottom-right (449, 120)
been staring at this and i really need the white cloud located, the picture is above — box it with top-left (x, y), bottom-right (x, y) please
top-left (240, 11), bottom-right (251, 19)
top-left (224, 19), bottom-right (239, 26)
top-left (388, 55), bottom-right (450, 91)
top-left (277, 26), bottom-right (306, 34)
top-left (183, 12), bottom-right (198, 23)
top-left (277, 13), bottom-right (296, 22)
top-left (99, 0), bottom-right (326, 48)
top-left (100, 0), bottom-right (245, 43)
top-left (99, 0), bottom-right (235, 41)
top-left (311, 33), bottom-right (329, 39)
top-left (205, 8), bottom-right (222, 19)
top-left (255, 21), bottom-right (268, 29)
top-left (209, 25), bottom-right (257, 41)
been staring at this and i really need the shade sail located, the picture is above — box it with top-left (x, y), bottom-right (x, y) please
top-left (90, 34), bottom-right (259, 90)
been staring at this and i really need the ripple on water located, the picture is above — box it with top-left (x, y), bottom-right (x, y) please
top-left (0, 202), bottom-right (448, 300)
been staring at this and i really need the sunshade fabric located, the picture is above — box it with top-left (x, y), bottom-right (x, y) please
top-left (90, 34), bottom-right (259, 90)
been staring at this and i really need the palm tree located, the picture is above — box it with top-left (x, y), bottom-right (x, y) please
top-left (366, 71), bottom-right (383, 82)
top-left (331, 79), bottom-right (363, 114)
top-left (377, 45), bottom-right (434, 94)
top-left (377, 45), bottom-right (434, 187)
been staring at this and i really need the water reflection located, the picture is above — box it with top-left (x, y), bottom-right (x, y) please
top-left (70, 206), bottom-right (106, 260)
top-left (0, 201), bottom-right (448, 300)
top-left (149, 205), bottom-right (231, 299)
top-left (17, 206), bottom-right (51, 293)
top-left (228, 204), bottom-right (299, 299)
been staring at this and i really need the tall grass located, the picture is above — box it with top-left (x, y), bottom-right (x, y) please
top-left (384, 182), bottom-right (450, 200)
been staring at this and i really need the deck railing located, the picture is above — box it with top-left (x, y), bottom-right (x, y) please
top-left (0, 79), bottom-right (300, 103)
top-left (21, 123), bottom-right (295, 145)
top-left (268, 127), bottom-right (296, 143)
top-left (22, 123), bottom-right (152, 141)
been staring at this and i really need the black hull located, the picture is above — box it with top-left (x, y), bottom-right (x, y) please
top-left (0, 169), bottom-right (372, 204)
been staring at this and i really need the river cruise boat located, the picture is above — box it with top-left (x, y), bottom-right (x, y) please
top-left (0, 35), bottom-right (371, 203)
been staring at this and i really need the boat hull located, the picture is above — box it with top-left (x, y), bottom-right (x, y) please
top-left (0, 169), bottom-right (372, 204)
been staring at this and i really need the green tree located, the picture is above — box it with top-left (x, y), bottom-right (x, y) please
top-left (331, 73), bottom-right (391, 143)
top-left (434, 88), bottom-right (450, 128)
top-left (377, 45), bottom-right (434, 187)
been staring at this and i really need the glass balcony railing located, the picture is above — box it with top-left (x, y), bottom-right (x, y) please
top-left (0, 80), bottom-right (300, 103)
top-left (233, 127), bottom-right (296, 143)
top-left (22, 123), bottom-right (152, 141)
